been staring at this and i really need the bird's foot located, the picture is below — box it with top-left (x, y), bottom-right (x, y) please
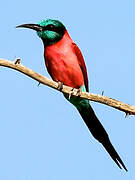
top-left (57, 81), bottom-right (63, 91)
top-left (68, 88), bottom-right (82, 100)
top-left (68, 88), bottom-right (75, 100)
top-left (76, 88), bottom-right (82, 97)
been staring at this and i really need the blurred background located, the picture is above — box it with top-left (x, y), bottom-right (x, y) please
top-left (0, 0), bottom-right (135, 179)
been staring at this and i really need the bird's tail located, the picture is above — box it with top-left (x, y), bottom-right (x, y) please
top-left (78, 104), bottom-right (127, 171)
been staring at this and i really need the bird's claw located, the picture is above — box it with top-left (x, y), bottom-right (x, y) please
top-left (76, 88), bottom-right (82, 97)
top-left (38, 82), bottom-right (40, 87)
top-left (68, 88), bottom-right (75, 100)
top-left (68, 88), bottom-right (82, 100)
top-left (57, 81), bottom-right (63, 91)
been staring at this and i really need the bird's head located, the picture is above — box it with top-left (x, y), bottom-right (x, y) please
top-left (16, 19), bottom-right (66, 46)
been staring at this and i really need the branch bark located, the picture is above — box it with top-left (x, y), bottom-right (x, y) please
top-left (0, 58), bottom-right (135, 115)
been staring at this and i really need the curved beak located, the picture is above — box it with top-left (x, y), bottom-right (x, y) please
top-left (16, 24), bottom-right (43, 32)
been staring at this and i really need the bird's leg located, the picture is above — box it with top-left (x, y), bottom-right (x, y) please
top-left (68, 88), bottom-right (75, 100)
top-left (76, 87), bottom-right (82, 97)
top-left (57, 81), bottom-right (63, 91)
top-left (68, 87), bottom-right (82, 100)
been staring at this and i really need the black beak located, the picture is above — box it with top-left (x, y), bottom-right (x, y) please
top-left (16, 24), bottom-right (43, 32)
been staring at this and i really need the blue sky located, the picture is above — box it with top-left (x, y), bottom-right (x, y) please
top-left (0, 0), bottom-right (135, 179)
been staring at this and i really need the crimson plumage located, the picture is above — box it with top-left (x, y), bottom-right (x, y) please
top-left (45, 30), bottom-right (87, 90)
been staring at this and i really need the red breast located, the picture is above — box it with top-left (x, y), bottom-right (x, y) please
top-left (44, 30), bottom-right (85, 89)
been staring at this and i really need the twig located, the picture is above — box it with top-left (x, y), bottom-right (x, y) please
top-left (0, 58), bottom-right (135, 115)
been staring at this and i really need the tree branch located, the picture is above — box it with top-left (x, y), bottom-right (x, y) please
top-left (0, 58), bottom-right (135, 115)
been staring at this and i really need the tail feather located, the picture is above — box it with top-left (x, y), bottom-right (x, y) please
top-left (102, 139), bottom-right (127, 171)
top-left (78, 104), bottom-right (127, 171)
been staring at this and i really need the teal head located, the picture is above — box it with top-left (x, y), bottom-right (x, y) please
top-left (16, 19), bottom-right (66, 46)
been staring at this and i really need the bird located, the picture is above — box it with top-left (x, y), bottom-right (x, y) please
top-left (16, 19), bottom-right (127, 171)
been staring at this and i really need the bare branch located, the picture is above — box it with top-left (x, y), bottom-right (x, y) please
top-left (0, 58), bottom-right (135, 115)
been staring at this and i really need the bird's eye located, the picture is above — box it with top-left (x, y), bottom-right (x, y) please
top-left (45, 24), bottom-right (56, 31)
top-left (43, 24), bottom-right (65, 35)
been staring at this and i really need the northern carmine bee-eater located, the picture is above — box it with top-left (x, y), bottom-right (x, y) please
top-left (16, 19), bottom-right (127, 171)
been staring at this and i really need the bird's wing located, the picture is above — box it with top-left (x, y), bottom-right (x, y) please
top-left (72, 42), bottom-right (89, 92)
